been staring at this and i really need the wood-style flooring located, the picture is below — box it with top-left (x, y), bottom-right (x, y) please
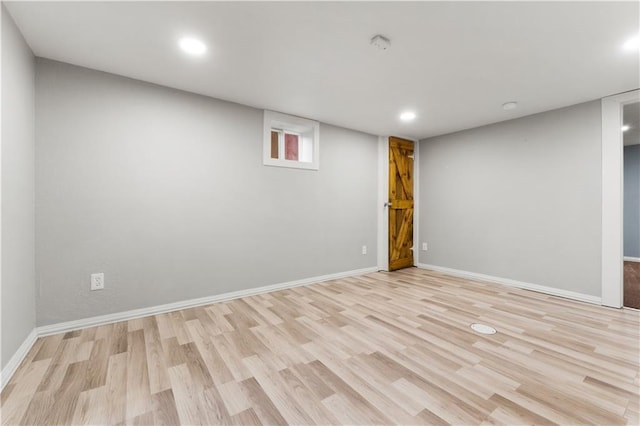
top-left (1, 267), bottom-right (639, 425)
top-left (624, 261), bottom-right (640, 309)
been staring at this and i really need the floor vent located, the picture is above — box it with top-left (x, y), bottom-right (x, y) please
top-left (470, 323), bottom-right (497, 335)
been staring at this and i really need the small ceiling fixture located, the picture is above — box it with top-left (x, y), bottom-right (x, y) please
top-left (502, 101), bottom-right (518, 111)
top-left (370, 35), bottom-right (391, 51)
top-left (470, 323), bottom-right (497, 335)
top-left (623, 34), bottom-right (640, 51)
top-left (622, 125), bottom-right (630, 132)
top-left (179, 37), bottom-right (207, 55)
top-left (400, 111), bottom-right (416, 122)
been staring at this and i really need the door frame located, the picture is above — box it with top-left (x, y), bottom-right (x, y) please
top-left (377, 136), bottom-right (419, 271)
top-left (601, 89), bottom-right (639, 308)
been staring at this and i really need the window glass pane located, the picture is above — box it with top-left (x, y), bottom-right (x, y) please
top-left (285, 133), bottom-right (299, 161)
top-left (270, 130), bottom-right (279, 159)
top-left (301, 136), bottom-right (313, 163)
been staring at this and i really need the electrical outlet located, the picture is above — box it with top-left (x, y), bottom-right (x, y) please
top-left (362, 245), bottom-right (367, 255)
top-left (90, 273), bottom-right (104, 291)
top-left (422, 243), bottom-right (428, 251)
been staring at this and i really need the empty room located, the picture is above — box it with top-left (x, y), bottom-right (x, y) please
top-left (1, 1), bottom-right (639, 425)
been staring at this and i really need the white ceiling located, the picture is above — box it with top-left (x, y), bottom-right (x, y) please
top-left (5, 1), bottom-right (640, 140)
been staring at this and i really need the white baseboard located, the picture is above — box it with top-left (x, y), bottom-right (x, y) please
top-left (1, 328), bottom-right (38, 391)
top-left (36, 266), bottom-right (378, 337)
top-left (417, 263), bottom-right (602, 305)
top-left (624, 256), bottom-right (640, 263)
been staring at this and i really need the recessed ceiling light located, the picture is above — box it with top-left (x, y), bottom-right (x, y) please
top-left (179, 37), bottom-right (207, 55)
top-left (622, 125), bottom-right (630, 132)
top-left (502, 101), bottom-right (518, 111)
top-left (400, 111), bottom-right (416, 122)
top-left (623, 34), bottom-right (640, 51)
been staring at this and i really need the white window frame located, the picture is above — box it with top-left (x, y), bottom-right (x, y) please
top-left (263, 110), bottom-right (319, 170)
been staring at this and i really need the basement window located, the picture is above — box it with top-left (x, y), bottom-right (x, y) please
top-left (263, 110), bottom-right (319, 170)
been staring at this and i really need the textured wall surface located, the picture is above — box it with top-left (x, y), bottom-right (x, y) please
top-left (1, 6), bottom-right (37, 368)
top-left (35, 59), bottom-right (378, 325)
top-left (419, 101), bottom-right (602, 296)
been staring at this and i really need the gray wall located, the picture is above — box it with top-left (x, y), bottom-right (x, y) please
top-left (419, 101), bottom-right (602, 297)
top-left (624, 145), bottom-right (640, 258)
top-left (35, 59), bottom-right (378, 326)
top-left (1, 7), bottom-right (37, 368)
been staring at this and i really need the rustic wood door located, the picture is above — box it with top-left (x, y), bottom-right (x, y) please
top-left (388, 137), bottom-right (414, 271)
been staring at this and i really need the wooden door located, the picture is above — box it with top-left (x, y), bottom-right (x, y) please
top-left (388, 137), bottom-right (414, 271)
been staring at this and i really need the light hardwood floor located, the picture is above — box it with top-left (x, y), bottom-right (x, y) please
top-left (624, 261), bottom-right (640, 309)
top-left (1, 267), bottom-right (639, 425)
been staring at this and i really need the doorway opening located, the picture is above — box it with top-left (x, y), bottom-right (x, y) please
top-left (602, 89), bottom-right (640, 308)
top-left (623, 101), bottom-right (640, 309)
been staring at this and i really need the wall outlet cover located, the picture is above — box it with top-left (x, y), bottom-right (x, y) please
top-left (422, 243), bottom-right (428, 251)
top-left (90, 273), bottom-right (104, 291)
